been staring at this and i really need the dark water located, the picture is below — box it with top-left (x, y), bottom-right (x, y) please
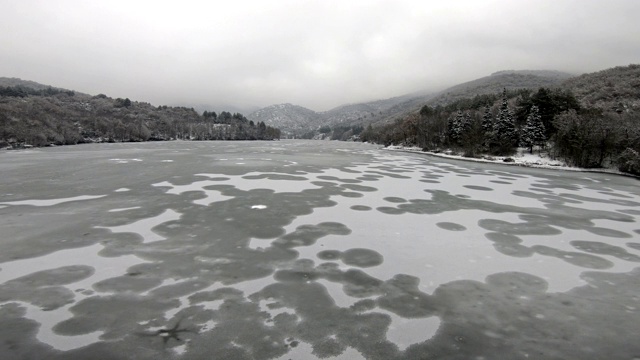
top-left (0, 140), bottom-right (639, 359)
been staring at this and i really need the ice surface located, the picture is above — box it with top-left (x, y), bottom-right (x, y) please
top-left (1, 140), bottom-right (638, 359)
top-left (96, 209), bottom-right (181, 243)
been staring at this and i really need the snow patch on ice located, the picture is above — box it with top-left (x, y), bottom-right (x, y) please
top-left (97, 209), bottom-right (181, 243)
top-left (152, 180), bottom-right (234, 206)
top-left (107, 206), bottom-right (141, 213)
top-left (17, 301), bottom-right (104, 351)
top-left (109, 158), bottom-right (142, 164)
top-left (0, 195), bottom-right (107, 207)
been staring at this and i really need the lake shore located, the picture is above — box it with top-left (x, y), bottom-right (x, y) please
top-left (384, 144), bottom-right (637, 178)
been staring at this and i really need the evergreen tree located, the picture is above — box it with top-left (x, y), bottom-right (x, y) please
top-left (448, 109), bottom-right (465, 145)
top-left (462, 111), bottom-right (473, 136)
top-left (493, 89), bottom-right (518, 154)
top-left (481, 105), bottom-right (494, 148)
top-left (520, 105), bottom-right (546, 153)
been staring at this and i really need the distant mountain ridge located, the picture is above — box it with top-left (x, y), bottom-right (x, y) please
top-left (0, 77), bottom-right (81, 94)
top-left (247, 69), bottom-right (574, 137)
top-left (425, 70), bottom-right (574, 107)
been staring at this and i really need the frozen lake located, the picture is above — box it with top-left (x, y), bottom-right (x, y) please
top-left (1, 140), bottom-right (639, 359)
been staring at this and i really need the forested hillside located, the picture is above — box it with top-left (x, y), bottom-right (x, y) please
top-left (425, 70), bottom-right (574, 107)
top-left (278, 69), bottom-right (574, 140)
top-left (247, 103), bottom-right (322, 138)
top-left (0, 79), bottom-right (281, 148)
top-left (359, 65), bottom-right (640, 176)
top-left (561, 64), bottom-right (640, 111)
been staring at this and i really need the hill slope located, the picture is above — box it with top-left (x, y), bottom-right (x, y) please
top-left (561, 64), bottom-right (640, 112)
top-left (0, 78), bottom-right (281, 148)
top-left (425, 70), bottom-right (574, 107)
top-left (0, 77), bottom-right (74, 92)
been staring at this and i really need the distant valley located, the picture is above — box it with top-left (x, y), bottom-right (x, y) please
top-left (246, 70), bottom-right (575, 138)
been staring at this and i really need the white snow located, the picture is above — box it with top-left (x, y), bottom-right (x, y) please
top-left (0, 195), bottom-right (107, 207)
top-left (107, 206), bottom-right (141, 212)
top-left (385, 146), bottom-right (627, 174)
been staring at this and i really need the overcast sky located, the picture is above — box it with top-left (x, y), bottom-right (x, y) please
top-left (1, 0), bottom-right (639, 112)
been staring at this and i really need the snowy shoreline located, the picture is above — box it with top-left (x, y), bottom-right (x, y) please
top-left (384, 145), bottom-right (637, 178)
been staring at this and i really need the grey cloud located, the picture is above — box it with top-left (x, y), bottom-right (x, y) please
top-left (1, 0), bottom-right (639, 112)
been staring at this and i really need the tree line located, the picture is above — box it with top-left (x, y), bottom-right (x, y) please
top-left (360, 87), bottom-right (640, 176)
top-left (0, 90), bottom-right (281, 148)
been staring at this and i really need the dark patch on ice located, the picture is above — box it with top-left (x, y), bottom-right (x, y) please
top-left (531, 245), bottom-right (614, 269)
top-left (316, 248), bottom-right (384, 269)
top-left (310, 181), bottom-right (339, 187)
top-left (364, 170), bottom-right (411, 179)
top-left (618, 209), bottom-right (640, 215)
top-left (463, 185), bottom-right (493, 191)
top-left (627, 242), bottom-right (640, 251)
top-left (317, 175), bottom-right (361, 184)
top-left (200, 176), bottom-right (229, 181)
top-left (242, 174), bottom-right (309, 181)
top-left (484, 232), bottom-right (534, 258)
top-left (274, 222), bottom-right (352, 249)
top-left (341, 248), bottom-right (384, 268)
top-left (337, 167), bottom-right (362, 174)
top-left (479, 219), bottom-right (562, 236)
top-left (0, 303), bottom-right (52, 358)
top-left (584, 226), bottom-right (632, 238)
top-left (94, 275), bottom-right (163, 293)
top-left (0, 265), bottom-right (94, 311)
top-left (384, 197), bottom-right (407, 203)
top-left (350, 299), bottom-right (377, 312)
top-left (436, 222), bottom-right (467, 231)
top-left (419, 179), bottom-right (441, 184)
top-left (149, 279), bottom-right (212, 298)
top-left (513, 190), bottom-right (583, 204)
top-left (340, 184), bottom-right (378, 192)
top-left (317, 250), bottom-right (342, 261)
top-left (350, 205), bottom-right (372, 211)
top-left (598, 191), bottom-right (633, 199)
top-left (356, 174), bottom-right (383, 182)
top-left (377, 274), bottom-right (436, 318)
top-left (531, 182), bottom-right (581, 191)
top-left (376, 206), bottom-right (406, 215)
top-left (53, 295), bottom-right (181, 340)
top-left (570, 241), bottom-right (640, 262)
top-left (489, 180), bottom-right (512, 184)
top-left (338, 191), bottom-right (364, 198)
top-left (560, 193), bottom-right (640, 207)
